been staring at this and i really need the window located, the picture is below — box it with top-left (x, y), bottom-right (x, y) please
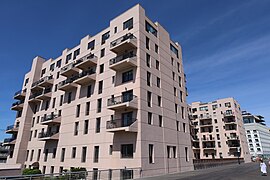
top-left (88, 40), bottom-right (95, 50)
top-left (122, 70), bottom-right (133, 83)
top-left (148, 112), bottom-right (152, 125)
top-left (85, 102), bottom-right (90, 116)
top-left (96, 118), bottom-right (101, 133)
top-left (123, 18), bottom-right (133, 30)
top-left (76, 104), bottom-right (80, 118)
top-left (181, 106), bottom-right (185, 119)
top-left (175, 104), bottom-right (178, 113)
top-left (60, 95), bottom-right (63, 106)
top-left (177, 62), bottom-right (180, 73)
top-left (29, 131), bottom-right (32, 141)
top-left (98, 81), bottom-right (103, 94)
top-left (218, 142), bottom-right (221, 148)
top-left (121, 144), bottom-right (133, 158)
top-left (94, 146), bottom-right (99, 163)
top-left (145, 21), bottom-right (157, 37)
top-left (158, 96), bottom-right (161, 107)
top-left (147, 71), bottom-right (151, 86)
top-left (99, 64), bottom-right (104, 74)
top-left (157, 77), bottom-right (160, 88)
top-left (41, 68), bottom-right (46, 77)
top-left (50, 166), bottom-right (54, 174)
top-left (24, 78), bottom-right (29, 86)
top-left (30, 150), bottom-right (34, 161)
top-left (43, 166), bottom-right (46, 174)
top-left (146, 53), bottom-right (150, 67)
top-left (176, 121), bottom-right (179, 131)
top-left (156, 60), bottom-right (159, 70)
top-left (101, 31), bottom-right (110, 44)
top-left (155, 44), bottom-right (159, 53)
top-left (109, 145), bottom-right (113, 155)
top-left (26, 150), bottom-right (29, 161)
top-left (87, 85), bottom-right (92, 98)
top-left (52, 98), bottom-right (56, 108)
top-left (67, 92), bottom-right (72, 104)
top-left (114, 26), bottom-right (117, 33)
top-left (97, 98), bottom-right (102, 113)
top-left (100, 48), bottom-right (105, 58)
top-left (159, 115), bottom-right (163, 127)
top-left (84, 120), bottom-right (89, 134)
top-left (225, 102), bottom-right (231, 108)
top-left (45, 100), bottom-right (49, 110)
top-left (147, 91), bottom-right (152, 107)
top-left (112, 76), bottom-right (115, 84)
top-left (170, 44), bottom-right (179, 58)
top-left (34, 130), bottom-right (37, 138)
top-left (185, 147), bottom-right (189, 162)
top-left (174, 87), bottom-right (176, 96)
top-left (66, 53), bottom-right (72, 64)
top-left (44, 149), bottom-right (48, 162)
top-left (32, 117), bottom-right (35, 127)
top-left (72, 147), bottom-right (76, 158)
top-left (183, 123), bottom-right (186, 132)
top-left (37, 149), bottom-right (41, 161)
top-left (146, 36), bottom-right (150, 50)
top-left (56, 59), bottom-right (62, 68)
top-left (81, 147), bottom-right (87, 163)
top-left (149, 144), bottom-right (154, 164)
top-left (74, 122), bottom-right (79, 136)
top-left (52, 148), bottom-right (56, 159)
top-left (50, 63), bottom-right (55, 71)
top-left (172, 72), bottom-right (175, 80)
top-left (61, 148), bottom-right (65, 162)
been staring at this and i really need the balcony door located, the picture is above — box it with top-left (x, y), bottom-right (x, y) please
top-left (122, 112), bottom-right (133, 127)
top-left (122, 90), bottom-right (133, 102)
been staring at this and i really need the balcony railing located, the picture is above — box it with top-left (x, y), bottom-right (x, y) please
top-left (58, 75), bottom-right (79, 88)
top-left (200, 122), bottom-right (212, 126)
top-left (14, 89), bottom-right (27, 97)
top-left (41, 113), bottom-right (61, 123)
top-left (77, 68), bottom-right (96, 79)
top-left (3, 138), bottom-right (16, 143)
top-left (6, 124), bottom-right (19, 131)
top-left (228, 144), bottom-right (240, 147)
top-left (12, 100), bottom-right (24, 107)
top-left (201, 137), bottom-right (215, 141)
top-left (109, 52), bottom-right (136, 65)
top-left (110, 33), bottom-right (136, 48)
top-left (107, 94), bottom-right (136, 106)
top-left (31, 75), bottom-right (53, 88)
top-left (75, 53), bottom-right (97, 65)
top-left (224, 111), bottom-right (234, 117)
top-left (106, 118), bottom-right (137, 129)
top-left (203, 145), bottom-right (215, 149)
top-left (38, 131), bottom-right (59, 139)
top-left (199, 115), bottom-right (212, 120)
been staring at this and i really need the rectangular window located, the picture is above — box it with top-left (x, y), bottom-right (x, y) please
top-left (98, 81), bottom-right (103, 94)
top-left (87, 85), bottom-right (92, 98)
top-left (156, 60), bottom-right (159, 70)
top-left (170, 44), bottom-right (179, 58)
top-left (159, 115), bottom-right (163, 127)
top-left (158, 96), bottom-right (161, 107)
top-left (37, 149), bottom-right (41, 161)
top-left (109, 145), bottom-right (113, 155)
top-left (30, 150), bottom-right (34, 161)
top-left (96, 118), bottom-right (101, 133)
top-left (85, 102), bottom-right (90, 116)
top-left (44, 149), bottom-right (48, 162)
top-left (29, 131), bottom-right (32, 141)
top-left (147, 71), bottom-right (151, 86)
top-left (52, 148), bottom-right (56, 159)
top-left (146, 36), bottom-right (150, 50)
top-left (147, 91), bottom-right (152, 107)
top-left (155, 44), bottom-right (159, 53)
top-left (60, 95), bottom-right (63, 106)
top-left (100, 48), bottom-right (105, 58)
top-left (178, 76), bottom-right (182, 87)
top-left (148, 112), bottom-right (152, 125)
top-left (24, 78), bottom-right (29, 86)
top-left (122, 70), bottom-right (133, 83)
top-left (66, 53), bottom-right (72, 64)
top-left (84, 120), bottom-right (89, 134)
top-left (157, 77), bottom-right (160, 88)
top-left (177, 62), bottom-right (180, 73)
top-left (61, 148), bottom-right (65, 162)
top-left (181, 106), bottom-right (185, 119)
top-left (183, 123), bottom-right (186, 132)
top-left (114, 26), bottom-right (117, 33)
top-left (121, 144), bottom-right (133, 158)
top-left (175, 104), bottom-right (178, 113)
top-left (41, 68), bottom-right (46, 77)
top-left (99, 64), bottom-right (104, 74)
top-left (26, 150), bottom-right (29, 161)
top-left (50, 166), bottom-right (54, 174)
top-left (76, 104), bottom-right (80, 118)
top-left (94, 146), bottom-right (99, 163)
top-left (123, 18), bottom-right (133, 30)
top-left (68, 92), bottom-right (72, 104)
top-left (56, 59), bottom-right (62, 68)
top-left (43, 166), bottom-right (46, 174)
top-left (101, 31), bottom-right (110, 45)
top-left (97, 98), bottom-right (102, 113)
top-left (50, 63), bottom-right (55, 71)
top-left (74, 122), bottom-right (79, 136)
top-left (172, 146), bottom-right (177, 158)
top-left (176, 121), bottom-right (179, 131)
top-left (88, 40), bottom-right (95, 50)
top-left (149, 144), bottom-right (154, 164)
top-left (146, 53), bottom-right (150, 67)
top-left (72, 147), bottom-right (76, 158)
top-left (81, 147), bottom-right (87, 163)
top-left (52, 97), bottom-right (56, 108)
top-left (145, 21), bottom-right (157, 37)
top-left (185, 147), bottom-right (189, 162)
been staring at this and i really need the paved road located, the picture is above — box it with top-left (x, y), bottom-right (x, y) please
top-left (140, 163), bottom-right (267, 180)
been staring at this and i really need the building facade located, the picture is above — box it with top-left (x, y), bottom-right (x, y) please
top-left (0, 143), bottom-right (9, 163)
top-left (4, 4), bottom-right (193, 178)
top-left (190, 98), bottom-right (250, 161)
top-left (243, 111), bottom-right (270, 158)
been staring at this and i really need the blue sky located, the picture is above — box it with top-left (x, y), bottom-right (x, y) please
top-left (0, 0), bottom-right (269, 140)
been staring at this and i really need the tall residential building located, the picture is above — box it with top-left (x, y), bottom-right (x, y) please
top-left (0, 143), bottom-right (9, 163)
top-left (190, 98), bottom-right (250, 161)
top-left (242, 111), bottom-right (270, 158)
top-left (4, 4), bottom-right (193, 178)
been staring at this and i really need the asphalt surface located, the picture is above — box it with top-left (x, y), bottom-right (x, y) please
top-left (140, 163), bottom-right (267, 180)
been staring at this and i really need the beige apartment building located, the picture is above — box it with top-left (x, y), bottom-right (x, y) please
top-left (4, 4), bottom-right (193, 178)
top-left (190, 98), bottom-right (250, 161)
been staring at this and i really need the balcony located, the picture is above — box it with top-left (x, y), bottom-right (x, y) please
top-left (110, 33), bottom-right (137, 54)
top-left (41, 114), bottom-right (61, 125)
top-left (227, 136), bottom-right (239, 141)
top-left (11, 100), bottom-right (24, 111)
top-left (200, 122), bottom-right (213, 127)
top-left (38, 131), bottom-right (59, 141)
top-left (201, 137), bottom-right (215, 142)
top-left (106, 118), bottom-right (137, 133)
top-left (224, 111), bottom-right (235, 117)
top-left (31, 75), bottom-right (53, 91)
top-left (199, 114), bottom-right (212, 120)
top-left (109, 52), bottom-right (137, 71)
top-left (60, 62), bottom-right (80, 77)
top-left (107, 95), bottom-right (137, 111)
top-left (28, 91), bottom-right (42, 103)
top-left (228, 144), bottom-right (240, 149)
top-left (6, 125), bottom-right (19, 134)
top-left (14, 89), bottom-right (26, 100)
top-left (203, 146), bottom-right (216, 150)
top-left (36, 88), bottom-right (52, 100)
top-left (58, 76), bottom-right (78, 91)
top-left (73, 68), bottom-right (96, 85)
top-left (3, 138), bottom-right (16, 146)
top-left (75, 54), bottom-right (97, 71)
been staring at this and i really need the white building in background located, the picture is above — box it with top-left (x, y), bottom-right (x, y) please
top-left (243, 111), bottom-right (270, 158)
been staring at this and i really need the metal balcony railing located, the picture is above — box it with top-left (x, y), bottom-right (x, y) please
top-left (106, 118), bottom-right (137, 129)
top-left (14, 89), bottom-right (27, 97)
top-left (38, 131), bottom-right (59, 138)
top-left (12, 100), bottom-right (24, 107)
top-left (109, 52), bottom-right (136, 65)
top-left (228, 144), bottom-right (240, 147)
top-left (75, 53), bottom-right (96, 65)
top-left (107, 94), bottom-right (136, 106)
top-left (6, 124), bottom-right (19, 131)
top-left (110, 33), bottom-right (136, 48)
top-left (203, 145), bottom-right (215, 148)
top-left (224, 111), bottom-right (234, 116)
top-left (77, 68), bottom-right (96, 79)
top-left (41, 113), bottom-right (61, 123)
top-left (199, 115), bottom-right (212, 120)
top-left (31, 75), bottom-right (53, 88)
top-left (3, 138), bottom-right (16, 143)
top-left (201, 137), bottom-right (215, 141)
